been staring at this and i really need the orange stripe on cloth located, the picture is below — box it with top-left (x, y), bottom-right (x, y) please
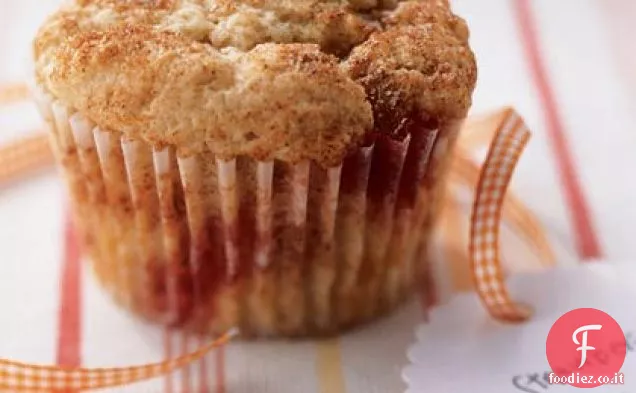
top-left (0, 83), bottom-right (29, 105)
top-left (513, 0), bottom-right (603, 260)
top-left (56, 214), bottom-right (83, 375)
top-left (316, 339), bottom-right (347, 393)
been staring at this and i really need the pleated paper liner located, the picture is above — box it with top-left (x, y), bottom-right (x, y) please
top-left (0, 81), bottom-right (548, 390)
top-left (31, 83), bottom-right (469, 337)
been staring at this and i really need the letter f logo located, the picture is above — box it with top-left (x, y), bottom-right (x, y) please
top-left (573, 325), bottom-right (603, 368)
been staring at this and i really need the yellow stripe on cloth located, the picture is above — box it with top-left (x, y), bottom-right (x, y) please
top-left (316, 339), bottom-right (347, 393)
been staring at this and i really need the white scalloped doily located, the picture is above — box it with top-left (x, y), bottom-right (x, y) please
top-left (403, 263), bottom-right (636, 392)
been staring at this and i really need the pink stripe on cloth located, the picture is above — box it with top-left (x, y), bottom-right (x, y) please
top-left (215, 345), bottom-right (226, 393)
top-left (181, 333), bottom-right (192, 393)
top-left (164, 329), bottom-right (174, 393)
top-left (56, 213), bottom-right (83, 391)
top-left (198, 336), bottom-right (209, 393)
top-left (512, 0), bottom-right (603, 261)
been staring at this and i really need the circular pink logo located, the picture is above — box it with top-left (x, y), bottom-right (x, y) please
top-left (546, 308), bottom-right (626, 388)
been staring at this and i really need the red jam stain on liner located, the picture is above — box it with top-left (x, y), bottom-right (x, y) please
top-left (148, 262), bottom-right (170, 316)
top-left (227, 158), bottom-right (259, 334)
top-left (335, 143), bottom-right (374, 325)
top-left (236, 202), bottom-right (257, 278)
top-left (149, 224), bottom-right (228, 330)
top-left (235, 157), bottom-right (258, 281)
top-left (271, 161), bottom-right (309, 333)
top-left (396, 117), bottom-right (440, 210)
top-left (365, 132), bottom-right (409, 209)
top-left (168, 256), bottom-right (196, 327)
top-left (339, 135), bottom-right (375, 196)
top-left (304, 164), bottom-right (338, 331)
top-left (150, 168), bottom-right (195, 327)
top-left (188, 217), bottom-right (228, 326)
top-left (196, 218), bottom-right (229, 393)
top-left (305, 166), bottom-right (331, 256)
top-left (364, 112), bottom-right (442, 310)
top-left (185, 217), bottom-right (226, 393)
top-left (357, 122), bottom-right (411, 295)
top-left (148, 163), bottom-right (261, 331)
top-left (366, 111), bottom-right (440, 207)
top-left (166, 171), bottom-right (196, 327)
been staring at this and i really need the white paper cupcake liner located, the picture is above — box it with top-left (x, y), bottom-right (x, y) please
top-left (33, 85), bottom-right (460, 337)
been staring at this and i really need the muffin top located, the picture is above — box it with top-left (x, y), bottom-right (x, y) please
top-left (34, 0), bottom-right (476, 165)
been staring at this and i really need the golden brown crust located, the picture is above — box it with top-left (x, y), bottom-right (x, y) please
top-left (34, 0), bottom-right (476, 165)
top-left (345, 2), bottom-right (477, 125)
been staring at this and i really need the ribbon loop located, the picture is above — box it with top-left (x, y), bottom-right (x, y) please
top-left (469, 110), bottom-right (534, 322)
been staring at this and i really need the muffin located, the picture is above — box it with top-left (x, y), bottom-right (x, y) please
top-left (31, 0), bottom-right (476, 337)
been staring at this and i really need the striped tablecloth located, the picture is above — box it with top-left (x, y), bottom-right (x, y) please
top-left (1, 0), bottom-right (634, 392)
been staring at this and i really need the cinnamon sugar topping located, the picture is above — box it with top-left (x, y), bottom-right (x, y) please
top-left (34, 0), bottom-right (476, 166)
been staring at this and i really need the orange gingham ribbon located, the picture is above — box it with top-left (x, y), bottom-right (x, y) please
top-left (0, 330), bottom-right (236, 391)
top-left (468, 109), bottom-right (533, 322)
top-left (0, 83), bottom-right (544, 389)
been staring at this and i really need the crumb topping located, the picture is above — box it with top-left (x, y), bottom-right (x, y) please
top-left (34, 0), bottom-right (476, 165)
